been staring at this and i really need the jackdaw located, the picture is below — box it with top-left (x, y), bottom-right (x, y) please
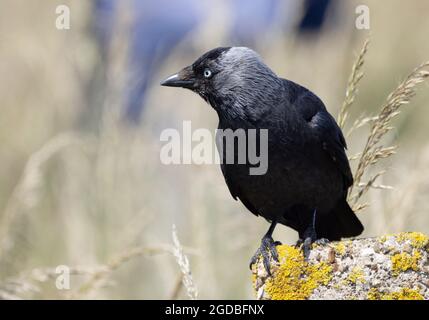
top-left (161, 47), bottom-right (363, 274)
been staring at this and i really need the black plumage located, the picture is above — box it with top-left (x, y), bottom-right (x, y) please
top-left (161, 47), bottom-right (363, 273)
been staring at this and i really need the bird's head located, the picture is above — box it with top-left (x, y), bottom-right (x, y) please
top-left (161, 47), bottom-right (281, 118)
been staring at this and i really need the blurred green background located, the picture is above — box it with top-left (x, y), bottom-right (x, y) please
top-left (0, 0), bottom-right (428, 299)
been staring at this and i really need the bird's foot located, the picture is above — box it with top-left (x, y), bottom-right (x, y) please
top-left (314, 238), bottom-right (330, 246)
top-left (249, 236), bottom-right (281, 277)
top-left (296, 237), bottom-right (328, 260)
top-left (297, 228), bottom-right (318, 261)
top-left (301, 237), bottom-right (314, 260)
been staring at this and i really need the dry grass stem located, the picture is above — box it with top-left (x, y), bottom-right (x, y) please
top-left (172, 225), bottom-right (198, 300)
top-left (338, 39), bottom-right (370, 130)
top-left (71, 243), bottom-right (198, 299)
top-left (350, 61), bottom-right (429, 206)
top-left (0, 244), bottom-right (198, 299)
top-left (0, 133), bottom-right (84, 261)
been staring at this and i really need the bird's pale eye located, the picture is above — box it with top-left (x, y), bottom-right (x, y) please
top-left (203, 68), bottom-right (212, 78)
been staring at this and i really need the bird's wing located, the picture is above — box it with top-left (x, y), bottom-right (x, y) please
top-left (311, 111), bottom-right (353, 189)
top-left (286, 80), bottom-right (353, 189)
top-left (219, 163), bottom-right (261, 217)
top-left (219, 163), bottom-right (238, 200)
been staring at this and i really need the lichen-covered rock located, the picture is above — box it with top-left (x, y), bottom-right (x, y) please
top-left (252, 232), bottom-right (429, 300)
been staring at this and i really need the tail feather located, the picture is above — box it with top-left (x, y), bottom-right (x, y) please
top-left (316, 200), bottom-right (364, 241)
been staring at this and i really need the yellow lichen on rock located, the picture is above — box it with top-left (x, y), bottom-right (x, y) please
top-left (396, 232), bottom-right (429, 249)
top-left (347, 267), bottom-right (366, 284)
top-left (391, 250), bottom-right (422, 276)
top-left (367, 288), bottom-right (424, 300)
top-left (263, 245), bottom-right (332, 300)
top-left (252, 233), bottom-right (429, 300)
top-left (334, 242), bottom-right (347, 256)
top-left (251, 272), bottom-right (257, 292)
top-left (367, 288), bottom-right (380, 300)
top-left (384, 288), bottom-right (425, 300)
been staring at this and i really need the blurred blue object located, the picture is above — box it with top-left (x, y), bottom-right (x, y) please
top-left (93, 0), bottom-right (205, 122)
top-left (298, 0), bottom-right (333, 33)
top-left (229, 0), bottom-right (283, 46)
top-left (93, 0), bottom-right (335, 123)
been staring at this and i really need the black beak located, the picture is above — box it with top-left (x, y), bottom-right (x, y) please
top-left (160, 65), bottom-right (195, 89)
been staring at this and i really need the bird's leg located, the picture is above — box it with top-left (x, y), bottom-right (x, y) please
top-left (301, 209), bottom-right (318, 260)
top-left (249, 221), bottom-right (281, 276)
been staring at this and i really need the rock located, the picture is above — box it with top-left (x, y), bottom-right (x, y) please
top-left (251, 232), bottom-right (429, 300)
top-left (361, 248), bottom-right (375, 256)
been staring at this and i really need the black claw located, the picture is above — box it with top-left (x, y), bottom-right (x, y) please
top-left (300, 211), bottom-right (318, 260)
top-left (249, 236), bottom-right (280, 276)
top-left (302, 237), bottom-right (313, 261)
top-left (249, 247), bottom-right (261, 269)
top-left (262, 249), bottom-right (272, 276)
top-left (269, 244), bottom-right (279, 262)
